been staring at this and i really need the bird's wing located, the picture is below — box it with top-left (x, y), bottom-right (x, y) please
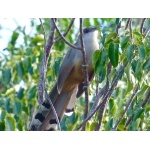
top-left (57, 48), bottom-right (76, 93)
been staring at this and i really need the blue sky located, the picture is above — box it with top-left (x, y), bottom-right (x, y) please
top-left (0, 18), bottom-right (35, 51)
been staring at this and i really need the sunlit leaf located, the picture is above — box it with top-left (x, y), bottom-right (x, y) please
top-left (105, 32), bottom-right (117, 45)
top-left (121, 36), bottom-right (130, 49)
top-left (5, 115), bottom-right (16, 131)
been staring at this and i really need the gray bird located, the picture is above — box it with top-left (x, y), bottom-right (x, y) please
top-left (29, 26), bottom-right (100, 131)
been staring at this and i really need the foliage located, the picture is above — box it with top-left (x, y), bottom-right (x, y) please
top-left (0, 18), bottom-right (150, 131)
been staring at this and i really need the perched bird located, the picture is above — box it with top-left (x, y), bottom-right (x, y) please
top-left (30, 26), bottom-right (100, 131)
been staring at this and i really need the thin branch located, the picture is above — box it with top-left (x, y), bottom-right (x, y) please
top-left (79, 18), bottom-right (89, 131)
top-left (39, 18), bottom-right (47, 47)
top-left (144, 26), bottom-right (150, 37)
top-left (94, 63), bottom-right (111, 131)
top-left (140, 18), bottom-right (146, 34)
top-left (116, 19), bottom-right (121, 34)
top-left (45, 90), bottom-right (61, 131)
top-left (90, 63), bottom-right (111, 114)
top-left (38, 19), bottom-right (56, 104)
top-left (141, 88), bottom-right (150, 107)
top-left (54, 18), bottom-right (75, 43)
top-left (125, 88), bottom-right (150, 127)
top-left (125, 19), bottom-right (131, 30)
top-left (129, 19), bottom-right (133, 39)
top-left (75, 62), bottom-right (128, 130)
top-left (94, 82), bottom-right (109, 131)
top-left (112, 85), bottom-right (139, 131)
top-left (52, 18), bottom-right (82, 50)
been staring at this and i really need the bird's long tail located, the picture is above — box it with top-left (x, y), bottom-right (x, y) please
top-left (29, 84), bottom-right (75, 131)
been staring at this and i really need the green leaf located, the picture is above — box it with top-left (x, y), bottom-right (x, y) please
top-left (143, 58), bottom-right (150, 70)
top-left (127, 45), bottom-right (133, 62)
top-left (10, 31), bottom-right (19, 45)
top-left (98, 67), bottom-right (106, 82)
top-left (108, 42), bottom-right (119, 67)
top-left (17, 62), bottom-right (24, 79)
top-left (139, 45), bottom-right (145, 61)
top-left (133, 118), bottom-right (141, 130)
top-left (0, 122), bottom-right (5, 131)
top-left (90, 122), bottom-right (97, 131)
top-left (125, 78), bottom-right (133, 95)
top-left (133, 108), bottom-right (144, 122)
top-left (121, 36), bottom-right (130, 49)
top-left (105, 32), bottom-right (117, 45)
top-left (109, 99), bottom-right (118, 116)
top-left (27, 85), bottom-right (37, 100)
top-left (17, 87), bottom-right (24, 99)
top-left (5, 115), bottom-right (16, 131)
top-left (131, 59), bottom-right (137, 72)
top-left (105, 118), bottom-right (113, 130)
top-left (0, 110), bottom-right (6, 121)
top-left (13, 101), bottom-right (22, 115)
top-left (24, 57), bottom-right (31, 69)
top-left (3, 68), bottom-right (11, 84)
top-left (92, 50), bottom-right (101, 66)
top-left (115, 18), bottom-right (120, 24)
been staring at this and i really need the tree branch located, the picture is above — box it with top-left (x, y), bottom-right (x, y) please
top-left (125, 18), bottom-right (131, 30)
top-left (116, 19), bottom-right (121, 34)
top-left (54, 18), bottom-right (75, 43)
top-left (125, 88), bottom-right (150, 127)
top-left (112, 84), bottom-right (139, 131)
top-left (75, 62), bottom-right (128, 130)
top-left (52, 18), bottom-right (82, 50)
top-left (79, 18), bottom-right (89, 131)
top-left (94, 63), bottom-right (111, 131)
top-left (140, 18), bottom-right (146, 34)
top-left (129, 19), bottom-right (133, 39)
top-left (38, 18), bottom-right (56, 104)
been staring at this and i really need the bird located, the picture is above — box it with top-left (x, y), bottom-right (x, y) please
top-left (29, 26), bottom-right (100, 131)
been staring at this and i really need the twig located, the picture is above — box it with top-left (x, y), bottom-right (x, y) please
top-left (116, 19), bottom-right (121, 34)
top-left (75, 62), bottom-right (128, 130)
top-left (112, 85), bottom-right (139, 131)
top-left (39, 18), bottom-right (47, 47)
top-left (45, 90), bottom-right (61, 131)
top-left (52, 18), bottom-right (82, 50)
top-left (54, 18), bottom-right (75, 43)
top-left (38, 19), bottom-right (56, 104)
top-left (125, 88), bottom-right (150, 127)
top-left (90, 63), bottom-right (111, 114)
top-left (94, 82), bottom-right (109, 131)
top-left (94, 63), bottom-right (111, 131)
top-left (125, 19), bottom-right (131, 30)
top-left (129, 19), bottom-right (133, 39)
top-left (79, 18), bottom-right (89, 131)
top-left (141, 88), bottom-right (150, 107)
top-left (144, 26), bottom-right (150, 37)
top-left (140, 18), bottom-right (146, 34)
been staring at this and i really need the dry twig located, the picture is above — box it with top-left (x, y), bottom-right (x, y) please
top-left (38, 18), bottom-right (56, 104)
top-left (52, 18), bottom-right (82, 50)
top-left (54, 18), bottom-right (75, 43)
top-left (140, 18), bottom-right (146, 34)
top-left (79, 18), bottom-right (89, 131)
